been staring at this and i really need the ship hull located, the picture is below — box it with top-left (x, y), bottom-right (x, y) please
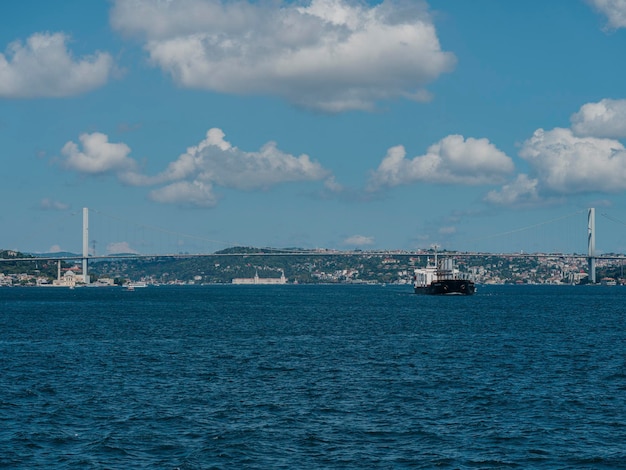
top-left (414, 279), bottom-right (475, 296)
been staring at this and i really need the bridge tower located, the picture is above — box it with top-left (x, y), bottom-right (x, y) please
top-left (588, 207), bottom-right (596, 284)
top-left (82, 207), bottom-right (89, 285)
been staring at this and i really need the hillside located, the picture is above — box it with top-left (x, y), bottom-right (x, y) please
top-left (2, 247), bottom-right (619, 285)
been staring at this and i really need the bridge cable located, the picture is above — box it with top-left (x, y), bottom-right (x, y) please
top-left (90, 209), bottom-right (242, 250)
top-left (601, 212), bottom-right (626, 228)
top-left (466, 210), bottom-right (586, 247)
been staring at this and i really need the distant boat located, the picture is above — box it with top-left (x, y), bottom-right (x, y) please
top-left (413, 251), bottom-right (475, 296)
top-left (125, 281), bottom-right (148, 290)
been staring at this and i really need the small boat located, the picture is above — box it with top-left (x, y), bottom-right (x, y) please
top-left (125, 281), bottom-right (147, 290)
top-left (413, 250), bottom-right (475, 296)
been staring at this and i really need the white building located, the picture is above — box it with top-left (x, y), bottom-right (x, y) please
top-left (232, 270), bottom-right (287, 285)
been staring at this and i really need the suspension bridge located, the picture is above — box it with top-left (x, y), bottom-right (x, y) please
top-left (2, 207), bottom-right (626, 284)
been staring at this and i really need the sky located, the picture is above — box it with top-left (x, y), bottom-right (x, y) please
top-left (2, 0), bottom-right (626, 256)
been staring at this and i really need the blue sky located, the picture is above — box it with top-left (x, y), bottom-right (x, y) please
top-left (2, 0), bottom-right (626, 256)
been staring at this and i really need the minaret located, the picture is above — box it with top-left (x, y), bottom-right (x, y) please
top-left (82, 207), bottom-right (89, 284)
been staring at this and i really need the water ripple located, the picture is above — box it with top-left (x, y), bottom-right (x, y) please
top-left (1, 285), bottom-right (626, 468)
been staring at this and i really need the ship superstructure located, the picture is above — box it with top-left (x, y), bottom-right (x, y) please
top-left (413, 252), bottom-right (475, 295)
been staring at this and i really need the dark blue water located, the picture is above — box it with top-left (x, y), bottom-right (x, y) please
top-left (1, 285), bottom-right (625, 468)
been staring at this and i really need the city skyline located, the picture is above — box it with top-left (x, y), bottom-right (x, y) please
top-left (2, 0), bottom-right (626, 255)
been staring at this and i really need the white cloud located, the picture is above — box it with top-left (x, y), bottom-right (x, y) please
top-left (486, 98), bottom-right (626, 207)
top-left (148, 128), bottom-right (330, 191)
top-left (0, 32), bottom-right (116, 98)
top-left (344, 235), bottom-right (375, 246)
top-left (110, 0), bottom-right (455, 112)
top-left (571, 98), bottom-right (626, 138)
top-left (519, 127), bottom-right (626, 194)
top-left (48, 244), bottom-right (63, 253)
top-left (588, 0), bottom-right (626, 29)
top-left (62, 132), bottom-right (138, 176)
top-left (60, 128), bottom-right (332, 207)
top-left (39, 198), bottom-right (70, 211)
top-left (106, 241), bottom-right (139, 254)
top-left (483, 174), bottom-right (543, 207)
top-left (368, 135), bottom-right (514, 189)
top-left (323, 176), bottom-right (343, 193)
top-left (149, 181), bottom-right (218, 207)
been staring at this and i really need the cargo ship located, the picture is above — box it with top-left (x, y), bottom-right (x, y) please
top-left (413, 252), bottom-right (475, 295)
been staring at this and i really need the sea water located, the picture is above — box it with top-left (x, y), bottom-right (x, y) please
top-left (1, 284), bottom-right (625, 468)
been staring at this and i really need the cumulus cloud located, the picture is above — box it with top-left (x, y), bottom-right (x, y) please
top-left (486, 96), bottom-right (626, 207)
top-left (39, 198), bottom-right (70, 211)
top-left (323, 176), bottom-right (343, 193)
top-left (145, 128), bottom-right (330, 196)
top-left (368, 135), bottom-right (514, 190)
top-left (588, 0), bottom-right (626, 29)
top-left (344, 235), bottom-right (375, 246)
top-left (519, 127), bottom-right (626, 194)
top-left (61, 127), bottom-right (332, 207)
top-left (484, 174), bottom-right (543, 207)
top-left (571, 98), bottom-right (626, 138)
top-left (0, 32), bottom-right (116, 98)
top-left (61, 132), bottom-right (138, 176)
top-left (110, 0), bottom-right (455, 112)
top-left (486, 126), bottom-right (626, 206)
top-left (149, 181), bottom-right (218, 207)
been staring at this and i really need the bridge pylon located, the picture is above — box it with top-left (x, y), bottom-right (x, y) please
top-left (588, 207), bottom-right (596, 283)
top-left (83, 207), bottom-right (89, 285)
